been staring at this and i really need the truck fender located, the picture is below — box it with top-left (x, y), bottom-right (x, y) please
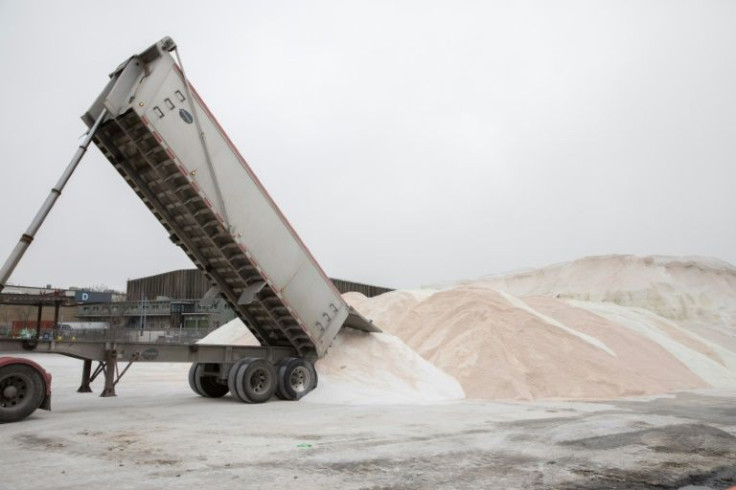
top-left (0, 356), bottom-right (52, 410)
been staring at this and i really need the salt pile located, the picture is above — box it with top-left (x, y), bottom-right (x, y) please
top-left (304, 329), bottom-right (463, 404)
top-left (199, 255), bottom-right (736, 403)
top-left (198, 318), bottom-right (464, 404)
top-left (197, 320), bottom-right (260, 346)
top-left (472, 255), bottom-right (736, 351)
top-left (345, 255), bottom-right (736, 401)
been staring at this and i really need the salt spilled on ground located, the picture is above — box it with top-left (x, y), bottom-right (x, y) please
top-left (344, 255), bottom-right (736, 401)
top-left (198, 318), bottom-right (464, 405)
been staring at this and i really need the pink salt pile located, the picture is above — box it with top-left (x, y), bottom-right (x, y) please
top-left (345, 255), bottom-right (736, 401)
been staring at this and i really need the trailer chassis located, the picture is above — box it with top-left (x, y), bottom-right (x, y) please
top-left (0, 338), bottom-right (317, 423)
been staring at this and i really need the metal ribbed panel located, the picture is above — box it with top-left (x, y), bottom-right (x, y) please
top-left (93, 110), bottom-right (316, 358)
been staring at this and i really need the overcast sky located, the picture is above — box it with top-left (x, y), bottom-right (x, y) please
top-left (0, 1), bottom-right (734, 291)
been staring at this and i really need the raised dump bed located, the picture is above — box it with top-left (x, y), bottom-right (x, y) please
top-left (83, 37), bottom-right (377, 360)
top-left (0, 37), bottom-right (379, 423)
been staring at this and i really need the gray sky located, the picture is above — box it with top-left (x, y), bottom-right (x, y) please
top-left (1, 0), bottom-right (734, 291)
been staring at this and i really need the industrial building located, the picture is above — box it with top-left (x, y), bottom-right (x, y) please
top-left (75, 269), bottom-right (391, 341)
top-left (0, 285), bottom-right (121, 338)
top-left (0, 270), bottom-right (390, 341)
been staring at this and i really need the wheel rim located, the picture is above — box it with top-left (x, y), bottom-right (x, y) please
top-left (289, 366), bottom-right (310, 394)
top-left (1, 375), bottom-right (28, 408)
top-left (249, 368), bottom-right (270, 394)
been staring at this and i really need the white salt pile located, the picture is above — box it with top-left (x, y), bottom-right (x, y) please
top-left (198, 318), bottom-right (464, 404)
top-left (197, 320), bottom-right (260, 346)
top-left (304, 329), bottom-right (463, 404)
top-left (345, 255), bottom-right (736, 401)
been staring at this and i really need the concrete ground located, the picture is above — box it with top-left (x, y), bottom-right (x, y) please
top-left (1, 354), bottom-right (735, 490)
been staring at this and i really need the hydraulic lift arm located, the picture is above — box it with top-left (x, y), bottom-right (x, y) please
top-left (0, 109), bottom-right (108, 289)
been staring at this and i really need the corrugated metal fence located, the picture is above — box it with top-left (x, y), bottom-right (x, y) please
top-left (127, 269), bottom-right (393, 300)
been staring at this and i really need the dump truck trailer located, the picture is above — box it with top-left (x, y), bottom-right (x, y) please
top-left (0, 37), bottom-right (378, 423)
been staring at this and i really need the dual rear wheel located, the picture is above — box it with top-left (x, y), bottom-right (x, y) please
top-left (228, 358), bottom-right (277, 403)
top-left (0, 364), bottom-right (45, 423)
top-left (188, 363), bottom-right (229, 398)
top-left (275, 358), bottom-right (317, 401)
top-left (188, 357), bottom-right (318, 403)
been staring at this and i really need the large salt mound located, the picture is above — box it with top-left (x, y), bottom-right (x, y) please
top-left (197, 255), bottom-right (736, 402)
top-left (470, 255), bottom-right (736, 349)
top-left (568, 300), bottom-right (736, 388)
top-left (352, 287), bottom-right (709, 400)
top-left (198, 318), bottom-right (464, 404)
top-left (344, 255), bottom-right (736, 401)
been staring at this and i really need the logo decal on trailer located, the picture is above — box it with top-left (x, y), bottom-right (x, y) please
top-left (179, 109), bottom-right (194, 124)
top-left (141, 348), bottom-right (159, 361)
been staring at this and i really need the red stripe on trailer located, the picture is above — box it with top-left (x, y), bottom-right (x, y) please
top-left (141, 115), bottom-right (150, 126)
top-left (152, 132), bottom-right (162, 143)
top-left (166, 148), bottom-right (176, 160)
top-left (178, 164), bottom-right (188, 176)
top-left (204, 197), bottom-right (212, 208)
top-left (191, 181), bottom-right (200, 191)
top-left (216, 213), bottom-right (224, 223)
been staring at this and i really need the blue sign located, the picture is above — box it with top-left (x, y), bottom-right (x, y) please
top-left (75, 291), bottom-right (112, 303)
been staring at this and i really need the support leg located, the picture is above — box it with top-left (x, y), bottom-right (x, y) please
top-left (100, 350), bottom-right (117, 397)
top-left (0, 108), bottom-right (108, 289)
top-left (78, 359), bottom-right (93, 393)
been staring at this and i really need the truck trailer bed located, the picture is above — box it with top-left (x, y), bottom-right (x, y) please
top-left (83, 38), bottom-right (377, 360)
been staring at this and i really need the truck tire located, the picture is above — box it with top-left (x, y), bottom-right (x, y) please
top-left (228, 358), bottom-right (276, 404)
top-left (188, 363), bottom-right (228, 398)
top-left (275, 358), bottom-right (318, 401)
top-left (0, 364), bottom-right (45, 423)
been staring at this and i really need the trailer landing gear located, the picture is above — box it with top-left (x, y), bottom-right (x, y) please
top-left (187, 358), bottom-right (318, 403)
top-left (76, 353), bottom-right (135, 398)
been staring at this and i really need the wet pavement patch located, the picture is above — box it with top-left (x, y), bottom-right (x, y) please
top-left (560, 423), bottom-right (736, 457)
top-left (557, 464), bottom-right (736, 490)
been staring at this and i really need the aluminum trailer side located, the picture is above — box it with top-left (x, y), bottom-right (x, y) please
top-left (82, 37), bottom-right (377, 360)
